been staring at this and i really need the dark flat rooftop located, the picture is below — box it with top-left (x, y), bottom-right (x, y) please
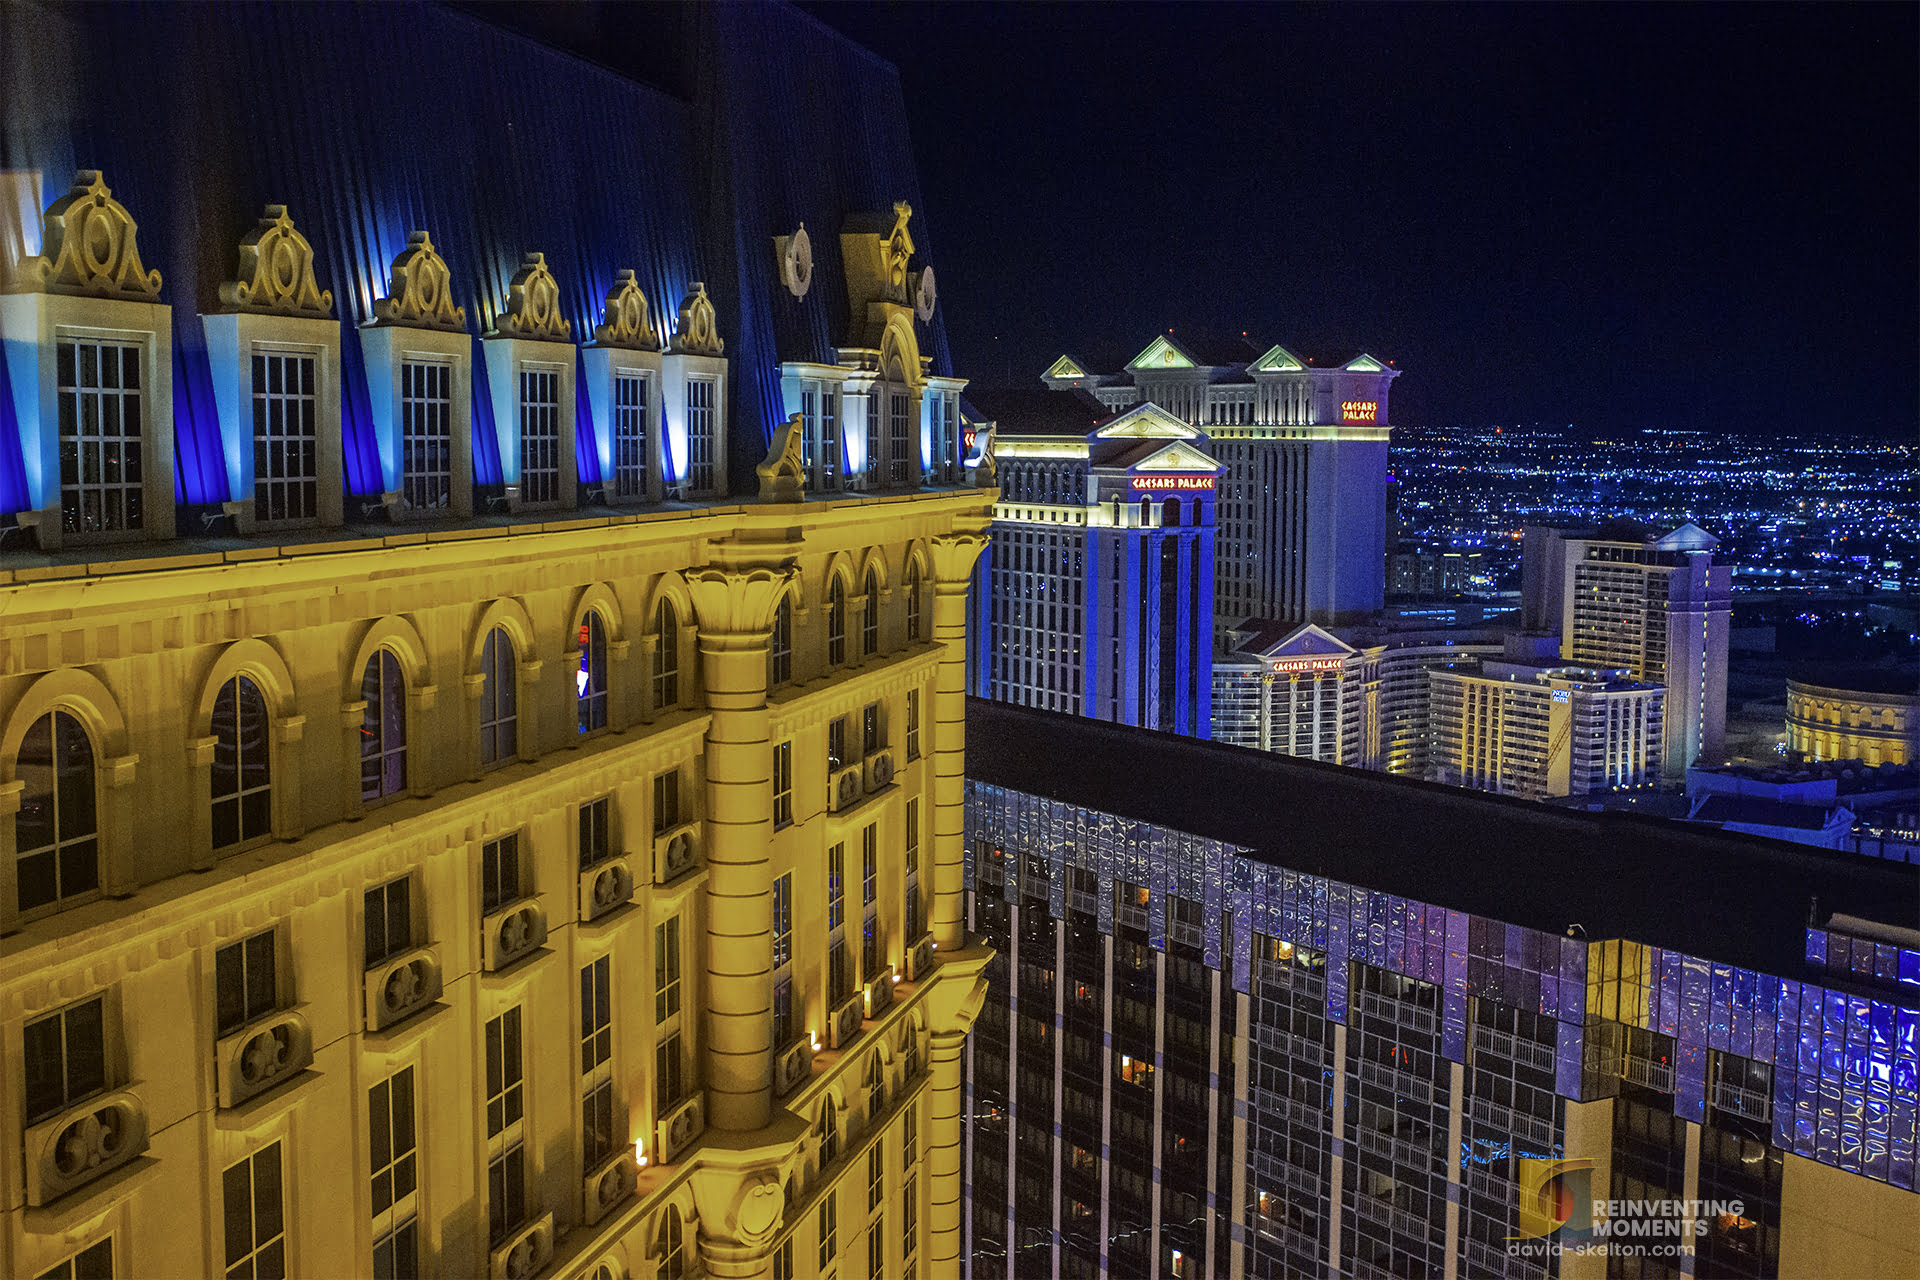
top-left (966, 699), bottom-right (1920, 978)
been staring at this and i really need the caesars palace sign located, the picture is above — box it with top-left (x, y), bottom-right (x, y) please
top-left (1130, 474), bottom-right (1216, 491)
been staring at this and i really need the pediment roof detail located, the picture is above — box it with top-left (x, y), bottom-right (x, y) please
top-left (1250, 344), bottom-right (1306, 373)
top-left (1128, 439), bottom-right (1222, 472)
top-left (1045, 354), bottom-right (1089, 379)
top-left (1091, 400), bottom-right (1198, 439)
top-left (1253, 623), bottom-right (1357, 658)
top-left (1127, 334), bottom-right (1198, 371)
top-left (1344, 353), bottom-right (1387, 372)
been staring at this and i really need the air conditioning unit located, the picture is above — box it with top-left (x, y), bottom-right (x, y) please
top-left (652, 822), bottom-right (698, 883)
top-left (827, 763), bottom-right (864, 813)
top-left (481, 900), bottom-right (547, 973)
top-left (488, 1210), bottom-right (554, 1280)
top-left (23, 1087), bottom-right (149, 1206)
top-left (903, 933), bottom-right (935, 982)
top-left (215, 1008), bottom-right (314, 1108)
top-left (773, 1037), bottom-right (813, 1097)
top-left (829, 990), bottom-right (866, 1049)
top-left (364, 946), bottom-right (443, 1032)
top-left (582, 1149), bottom-right (637, 1227)
top-left (863, 746), bottom-right (896, 793)
top-left (864, 965), bottom-right (896, 1019)
top-left (655, 1092), bottom-right (705, 1165)
top-left (578, 855), bottom-right (634, 923)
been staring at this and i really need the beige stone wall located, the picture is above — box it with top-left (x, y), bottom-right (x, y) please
top-left (1777, 1152), bottom-right (1920, 1279)
top-left (0, 489), bottom-right (991, 1279)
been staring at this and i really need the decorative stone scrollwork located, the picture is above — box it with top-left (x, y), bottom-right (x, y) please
top-left (756, 412), bottom-right (806, 502)
top-left (493, 252), bottom-right (570, 340)
top-left (583, 1151), bottom-right (637, 1226)
top-left (23, 1088), bottom-right (150, 1206)
top-left (216, 1008), bottom-right (315, 1108)
top-left (776, 223), bottom-right (813, 298)
top-left (884, 200), bottom-right (915, 301)
top-left (591, 269), bottom-right (660, 350)
top-left (370, 231), bottom-right (466, 332)
top-left (218, 205), bottom-right (333, 316)
top-left (670, 281), bottom-right (724, 356)
top-left (14, 171), bottom-right (163, 300)
top-left (914, 263), bottom-right (937, 322)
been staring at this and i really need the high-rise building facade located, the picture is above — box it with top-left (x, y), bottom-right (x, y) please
top-left (1427, 661), bottom-right (1665, 801)
top-left (968, 393), bottom-right (1220, 736)
top-left (1211, 622), bottom-right (1505, 776)
top-left (1553, 523), bottom-right (1731, 780)
top-left (1043, 336), bottom-right (1397, 626)
top-left (0, 7), bottom-right (994, 1279)
top-left (963, 701), bottom-right (1920, 1280)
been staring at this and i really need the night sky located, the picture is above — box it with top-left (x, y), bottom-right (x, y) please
top-left (799, 3), bottom-right (1917, 439)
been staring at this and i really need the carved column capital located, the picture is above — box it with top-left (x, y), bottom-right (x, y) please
top-left (928, 532), bottom-right (989, 586)
top-left (686, 567), bottom-right (796, 648)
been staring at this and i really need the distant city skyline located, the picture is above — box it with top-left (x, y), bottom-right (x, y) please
top-left (803, 3), bottom-right (1918, 439)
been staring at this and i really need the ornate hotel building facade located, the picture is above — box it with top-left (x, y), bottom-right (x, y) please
top-left (966, 393), bottom-right (1220, 736)
top-left (963, 702), bottom-right (1920, 1280)
top-left (1043, 336), bottom-right (1397, 627)
top-left (0, 6), bottom-right (992, 1280)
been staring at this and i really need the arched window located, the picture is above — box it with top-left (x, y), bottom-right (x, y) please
top-left (652, 601), bottom-right (678, 710)
top-left (862, 567), bottom-right (880, 657)
top-left (660, 1211), bottom-right (685, 1280)
top-left (905, 564), bottom-right (923, 643)
top-left (768, 596), bottom-right (793, 688)
top-left (211, 675), bottom-right (272, 850)
top-left (360, 650), bottom-right (406, 802)
top-left (866, 1050), bottom-right (886, 1115)
top-left (816, 1102), bottom-right (840, 1165)
top-left (480, 627), bottom-right (517, 765)
top-left (15, 710), bottom-right (99, 912)
top-left (1163, 497), bottom-right (1181, 528)
top-left (578, 611), bottom-right (608, 733)
top-left (903, 1021), bottom-right (921, 1078)
top-left (827, 577), bottom-right (846, 667)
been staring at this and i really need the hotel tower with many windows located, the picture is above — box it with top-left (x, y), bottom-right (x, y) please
top-left (964, 702), bottom-right (1920, 1280)
top-left (0, 6), bottom-right (993, 1279)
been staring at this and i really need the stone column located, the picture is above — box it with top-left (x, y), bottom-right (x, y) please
top-left (686, 566), bottom-right (791, 1132)
top-left (927, 532), bottom-right (988, 951)
top-left (927, 1026), bottom-right (969, 1274)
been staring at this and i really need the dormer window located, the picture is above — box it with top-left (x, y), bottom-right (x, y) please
top-left (361, 231), bottom-right (473, 521)
top-left (1, 172), bottom-right (175, 549)
top-left (483, 253), bottom-right (576, 515)
top-left (664, 283), bottom-right (727, 500)
top-left (202, 205), bottom-right (342, 534)
top-left (583, 271), bottom-right (664, 506)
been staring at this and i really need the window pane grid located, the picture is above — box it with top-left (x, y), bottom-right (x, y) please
top-left (578, 612), bottom-right (608, 732)
top-left (360, 650), bottom-right (406, 802)
top-left (56, 338), bottom-right (143, 535)
top-left (480, 628), bottom-right (518, 766)
top-left (15, 710), bottom-right (100, 912)
top-left (613, 373), bottom-right (648, 499)
top-left (686, 378), bottom-right (715, 493)
top-left (518, 367), bottom-right (560, 505)
top-left (370, 1068), bottom-right (418, 1280)
top-left (400, 360), bottom-right (452, 513)
top-left (222, 1143), bottom-right (286, 1280)
top-left (252, 350), bottom-right (318, 524)
top-left (485, 1008), bottom-right (526, 1245)
top-left (888, 391), bottom-right (909, 485)
top-left (212, 676), bottom-right (274, 850)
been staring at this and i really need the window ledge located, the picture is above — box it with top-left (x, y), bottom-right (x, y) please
top-left (361, 998), bottom-right (453, 1052)
top-left (22, 1154), bottom-right (162, 1236)
top-left (215, 1067), bottom-right (324, 1131)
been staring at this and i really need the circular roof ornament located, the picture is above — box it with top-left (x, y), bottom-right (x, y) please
top-left (914, 264), bottom-right (937, 322)
top-left (780, 223), bottom-right (813, 299)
